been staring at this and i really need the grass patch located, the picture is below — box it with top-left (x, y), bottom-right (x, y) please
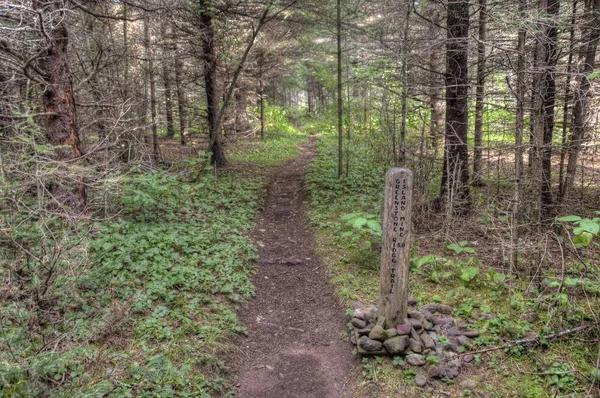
top-left (0, 113), bottom-right (306, 396)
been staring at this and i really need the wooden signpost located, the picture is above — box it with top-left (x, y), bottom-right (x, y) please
top-left (378, 168), bottom-right (413, 328)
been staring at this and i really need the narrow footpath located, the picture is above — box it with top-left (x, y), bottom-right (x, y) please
top-left (231, 139), bottom-right (358, 397)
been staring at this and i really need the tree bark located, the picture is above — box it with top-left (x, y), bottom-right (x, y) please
top-left (145, 19), bottom-right (159, 162)
top-left (162, 26), bottom-right (175, 139)
top-left (174, 42), bottom-right (188, 145)
top-left (558, 0), bottom-right (578, 200)
top-left (472, 0), bottom-right (487, 186)
top-left (535, 0), bottom-right (560, 217)
top-left (440, 0), bottom-right (470, 210)
top-left (199, 0), bottom-right (227, 166)
top-left (33, 1), bottom-right (85, 209)
top-left (428, 10), bottom-right (444, 151)
top-left (563, 0), bottom-right (600, 200)
top-left (337, 0), bottom-right (343, 178)
top-left (512, 0), bottom-right (527, 273)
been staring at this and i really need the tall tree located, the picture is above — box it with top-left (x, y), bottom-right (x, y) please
top-left (32, 0), bottom-right (86, 209)
top-left (440, 0), bottom-right (470, 209)
top-left (162, 25), bottom-right (176, 139)
top-left (174, 40), bottom-right (188, 145)
top-left (337, 0), bottom-right (343, 177)
top-left (198, 0), bottom-right (227, 166)
top-left (562, 0), bottom-right (600, 201)
top-left (472, 0), bottom-right (487, 186)
top-left (534, 0), bottom-right (560, 217)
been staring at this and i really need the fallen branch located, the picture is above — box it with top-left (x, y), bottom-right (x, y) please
top-left (459, 323), bottom-right (599, 357)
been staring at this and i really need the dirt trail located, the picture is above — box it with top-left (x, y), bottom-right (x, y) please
top-left (231, 139), bottom-right (359, 397)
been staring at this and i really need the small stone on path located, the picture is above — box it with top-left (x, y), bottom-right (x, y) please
top-left (405, 354), bottom-right (426, 366)
top-left (415, 374), bottom-right (428, 387)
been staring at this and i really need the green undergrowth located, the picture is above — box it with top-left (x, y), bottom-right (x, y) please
top-left (305, 131), bottom-right (600, 397)
top-left (1, 117), bottom-right (306, 396)
top-left (228, 104), bottom-right (309, 167)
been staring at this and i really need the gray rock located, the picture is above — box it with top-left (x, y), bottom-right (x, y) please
top-left (408, 309), bottom-right (425, 322)
top-left (423, 320), bottom-right (434, 330)
top-left (358, 336), bottom-right (383, 352)
top-left (445, 327), bottom-right (480, 338)
top-left (352, 303), bottom-right (377, 321)
top-left (421, 309), bottom-right (433, 320)
top-left (520, 312), bottom-right (538, 323)
top-left (433, 325), bottom-right (441, 332)
top-left (408, 298), bottom-right (418, 306)
top-left (420, 333), bottom-right (436, 349)
top-left (435, 304), bottom-right (453, 315)
top-left (408, 338), bottom-right (423, 353)
top-left (385, 328), bottom-right (398, 338)
top-left (457, 335), bottom-right (473, 348)
top-left (478, 312), bottom-right (494, 320)
top-left (406, 354), bottom-right (426, 366)
top-left (350, 332), bottom-right (357, 345)
top-left (407, 318), bottom-right (423, 331)
top-left (423, 348), bottom-right (431, 355)
top-left (429, 364), bottom-right (460, 379)
top-left (369, 325), bottom-right (387, 341)
top-left (449, 356), bottom-right (463, 368)
top-left (351, 318), bottom-right (367, 329)
top-left (462, 330), bottom-right (480, 338)
top-left (396, 323), bottom-right (412, 335)
top-left (463, 354), bottom-right (474, 363)
top-left (383, 336), bottom-right (408, 354)
top-left (356, 323), bottom-right (374, 336)
top-left (410, 327), bottom-right (421, 341)
top-left (459, 379), bottom-right (477, 390)
top-left (415, 374), bottom-right (428, 387)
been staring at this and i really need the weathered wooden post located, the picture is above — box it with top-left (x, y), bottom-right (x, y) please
top-left (378, 168), bottom-right (413, 327)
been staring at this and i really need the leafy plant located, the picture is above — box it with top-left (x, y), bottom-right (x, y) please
top-left (557, 213), bottom-right (600, 247)
top-left (340, 212), bottom-right (382, 249)
top-left (446, 240), bottom-right (477, 255)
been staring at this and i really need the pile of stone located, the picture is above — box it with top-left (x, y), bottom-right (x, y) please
top-left (349, 303), bottom-right (481, 378)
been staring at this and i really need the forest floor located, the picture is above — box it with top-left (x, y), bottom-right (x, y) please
top-left (229, 138), bottom-right (360, 397)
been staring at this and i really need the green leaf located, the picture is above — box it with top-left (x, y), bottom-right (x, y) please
top-left (557, 215), bottom-right (582, 222)
top-left (366, 220), bottom-right (382, 234)
top-left (352, 217), bottom-right (368, 229)
top-left (563, 278), bottom-right (581, 287)
top-left (575, 219), bottom-right (599, 235)
top-left (459, 266), bottom-right (480, 282)
top-left (341, 213), bottom-right (361, 221)
top-left (341, 231), bottom-right (353, 238)
top-left (418, 255), bottom-right (437, 267)
top-left (573, 231), bottom-right (593, 246)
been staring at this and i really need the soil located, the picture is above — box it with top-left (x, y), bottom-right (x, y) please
top-left (230, 139), bottom-right (359, 397)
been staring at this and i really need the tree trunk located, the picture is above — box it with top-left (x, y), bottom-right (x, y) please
top-left (259, 53), bottom-right (265, 140)
top-left (174, 42), bottom-right (188, 145)
top-left (512, 0), bottom-right (527, 273)
top-left (428, 10), bottom-right (444, 151)
top-left (33, 2), bottom-right (85, 209)
top-left (199, 0), bottom-right (227, 166)
top-left (162, 27), bottom-right (175, 139)
top-left (440, 0), bottom-right (470, 210)
top-left (337, 0), bottom-right (343, 178)
top-left (536, 0), bottom-right (560, 217)
top-left (145, 20), bottom-right (159, 162)
top-left (563, 0), bottom-right (600, 200)
top-left (472, 0), bottom-right (487, 186)
top-left (558, 0), bottom-right (578, 200)
top-left (399, 1), bottom-right (411, 167)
